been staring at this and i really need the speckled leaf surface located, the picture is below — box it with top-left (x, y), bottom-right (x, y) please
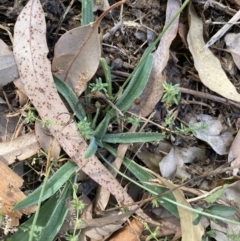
top-left (13, 0), bottom-right (152, 223)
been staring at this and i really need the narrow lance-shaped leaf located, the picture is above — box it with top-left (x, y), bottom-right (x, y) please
top-left (13, 161), bottom-right (78, 210)
top-left (53, 75), bottom-right (86, 121)
top-left (102, 132), bottom-right (164, 144)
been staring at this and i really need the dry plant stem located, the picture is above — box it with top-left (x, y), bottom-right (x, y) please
top-left (0, 24), bottom-right (14, 44)
top-left (206, 0), bottom-right (237, 16)
top-left (2, 90), bottom-right (13, 111)
top-left (102, 43), bottom-right (127, 56)
top-left (102, 21), bottom-right (123, 40)
top-left (54, 0), bottom-right (75, 38)
top-left (203, 10), bottom-right (240, 50)
top-left (180, 87), bottom-right (240, 109)
top-left (127, 111), bottom-right (172, 133)
top-left (181, 99), bottom-right (215, 112)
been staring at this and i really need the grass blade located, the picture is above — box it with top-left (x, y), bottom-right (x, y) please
top-left (53, 75), bottom-right (86, 121)
top-left (102, 132), bottom-right (164, 143)
top-left (13, 161), bottom-right (78, 210)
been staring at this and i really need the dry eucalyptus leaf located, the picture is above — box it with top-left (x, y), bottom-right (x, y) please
top-left (52, 1), bottom-right (125, 96)
top-left (0, 161), bottom-right (36, 227)
top-left (13, 0), bottom-right (154, 224)
top-left (228, 130), bottom-right (240, 175)
top-left (190, 115), bottom-right (233, 155)
top-left (129, 0), bottom-right (180, 117)
top-left (0, 39), bottom-right (20, 86)
top-left (0, 132), bottom-right (40, 165)
top-left (52, 24), bottom-right (101, 95)
top-left (187, 3), bottom-right (240, 102)
top-left (0, 55), bottom-right (19, 87)
top-left (155, 175), bottom-right (204, 240)
top-left (0, 39), bottom-right (12, 55)
top-left (159, 146), bottom-right (191, 180)
top-left (95, 125), bottom-right (138, 212)
top-left (35, 120), bottom-right (61, 158)
top-left (224, 33), bottom-right (240, 70)
top-left (110, 219), bottom-right (144, 241)
top-left (0, 114), bottom-right (19, 142)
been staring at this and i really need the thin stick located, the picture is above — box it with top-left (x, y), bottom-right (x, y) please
top-left (180, 87), bottom-right (240, 109)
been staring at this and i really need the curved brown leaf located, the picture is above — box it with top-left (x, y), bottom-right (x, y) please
top-left (52, 0), bottom-right (126, 96)
top-left (187, 4), bottom-right (240, 102)
top-left (52, 25), bottom-right (101, 95)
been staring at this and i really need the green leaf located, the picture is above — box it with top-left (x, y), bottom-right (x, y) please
top-left (102, 143), bottom-right (179, 218)
top-left (204, 184), bottom-right (229, 204)
top-left (192, 207), bottom-right (203, 225)
top-left (81, 0), bottom-right (93, 25)
top-left (11, 176), bottom-right (74, 241)
top-left (102, 132), bottom-right (164, 143)
top-left (100, 57), bottom-right (112, 96)
top-left (206, 204), bottom-right (236, 217)
top-left (13, 161), bottom-right (78, 210)
top-left (94, 54), bottom-right (153, 139)
top-left (53, 75), bottom-right (86, 121)
top-left (85, 137), bottom-right (98, 158)
top-left (94, 112), bottom-right (111, 139)
top-left (113, 54), bottom-right (153, 115)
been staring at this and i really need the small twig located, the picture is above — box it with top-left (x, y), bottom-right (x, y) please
top-left (203, 10), bottom-right (240, 50)
top-left (102, 21), bottom-right (123, 40)
top-left (207, 0), bottom-right (237, 16)
top-left (54, 0), bottom-right (75, 38)
top-left (180, 87), bottom-right (240, 109)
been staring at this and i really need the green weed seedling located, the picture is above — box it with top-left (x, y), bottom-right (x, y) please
top-left (162, 82), bottom-right (180, 108)
top-left (89, 77), bottom-right (108, 94)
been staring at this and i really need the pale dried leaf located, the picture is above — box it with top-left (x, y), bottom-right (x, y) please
top-left (190, 115), bottom-right (233, 155)
top-left (0, 132), bottom-right (40, 165)
top-left (0, 39), bottom-right (20, 86)
top-left (159, 146), bottom-right (191, 180)
top-left (13, 0), bottom-right (154, 224)
top-left (0, 55), bottom-right (19, 86)
top-left (15, 89), bottom-right (28, 106)
top-left (52, 24), bottom-right (101, 95)
top-left (35, 120), bottom-right (61, 158)
top-left (0, 162), bottom-right (36, 227)
top-left (228, 130), bottom-right (240, 175)
top-left (0, 115), bottom-right (19, 142)
top-left (157, 176), bottom-right (204, 241)
top-left (83, 224), bottom-right (122, 240)
top-left (129, 0), bottom-right (180, 117)
top-left (187, 4), bottom-right (240, 102)
top-left (0, 39), bottom-right (12, 55)
top-left (224, 33), bottom-right (240, 70)
top-left (133, 144), bottom-right (161, 171)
